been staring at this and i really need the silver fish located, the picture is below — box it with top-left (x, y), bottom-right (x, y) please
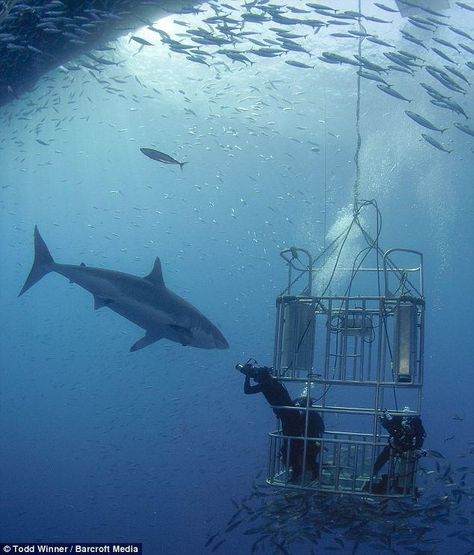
top-left (454, 122), bottom-right (474, 137)
top-left (140, 147), bottom-right (188, 170)
top-left (405, 111), bottom-right (447, 133)
top-left (377, 84), bottom-right (412, 102)
top-left (421, 134), bottom-right (452, 153)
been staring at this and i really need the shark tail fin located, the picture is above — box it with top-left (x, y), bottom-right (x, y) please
top-left (179, 161), bottom-right (188, 171)
top-left (19, 226), bottom-right (55, 296)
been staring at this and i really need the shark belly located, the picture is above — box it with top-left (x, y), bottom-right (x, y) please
top-left (109, 298), bottom-right (224, 349)
top-left (107, 297), bottom-right (179, 330)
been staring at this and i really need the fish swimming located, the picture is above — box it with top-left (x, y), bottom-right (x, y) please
top-left (130, 36), bottom-right (154, 46)
top-left (421, 133), bottom-right (452, 154)
top-left (19, 227), bottom-right (229, 352)
top-left (430, 98), bottom-right (468, 120)
top-left (405, 111), bottom-right (447, 133)
top-left (140, 147), bottom-right (188, 170)
top-left (454, 122), bottom-right (474, 137)
top-left (376, 84), bottom-right (412, 102)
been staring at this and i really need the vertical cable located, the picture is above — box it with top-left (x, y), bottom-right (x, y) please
top-left (353, 0), bottom-right (363, 214)
top-left (323, 85), bottom-right (328, 250)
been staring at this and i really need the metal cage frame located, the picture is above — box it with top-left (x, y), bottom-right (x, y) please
top-left (267, 249), bottom-right (425, 498)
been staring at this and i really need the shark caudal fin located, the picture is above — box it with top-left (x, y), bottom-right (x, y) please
top-left (19, 226), bottom-right (55, 296)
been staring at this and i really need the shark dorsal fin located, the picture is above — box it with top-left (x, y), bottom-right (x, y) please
top-left (145, 257), bottom-right (164, 286)
top-left (80, 262), bottom-right (86, 267)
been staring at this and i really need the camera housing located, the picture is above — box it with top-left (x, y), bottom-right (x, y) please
top-left (235, 359), bottom-right (272, 380)
top-left (236, 361), bottom-right (259, 379)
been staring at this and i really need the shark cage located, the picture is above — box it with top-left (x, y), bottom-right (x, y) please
top-left (266, 204), bottom-right (426, 498)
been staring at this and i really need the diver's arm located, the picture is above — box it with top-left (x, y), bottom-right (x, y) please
top-left (244, 374), bottom-right (263, 394)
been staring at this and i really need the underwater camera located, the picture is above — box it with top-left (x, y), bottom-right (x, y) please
top-left (235, 359), bottom-right (272, 379)
top-left (235, 358), bottom-right (259, 378)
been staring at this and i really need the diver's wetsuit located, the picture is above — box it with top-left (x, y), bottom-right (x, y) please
top-left (244, 372), bottom-right (302, 475)
top-left (292, 397), bottom-right (325, 479)
top-left (374, 415), bottom-right (426, 475)
top-left (244, 373), bottom-right (301, 436)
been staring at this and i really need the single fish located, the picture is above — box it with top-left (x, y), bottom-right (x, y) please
top-left (374, 2), bottom-right (398, 12)
top-left (364, 15), bottom-right (392, 23)
top-left (405, 111), bottom-right (447, 133)
top-left (249, 47), bottom-right (284, 57)
top-left (354, 54), bottom-right (387, 73)
top-left (242, 12), bottom-right (270, 23)
top-left (432, 37), bottom-right (460, 52)
top-left (421, 133), bottom-right (452, 153)
top-left (449, 25), bottom-right (473, 41)
top-left (388, 64), bottom-right (414, 75)
top-left (320, 51), bottom-right (359, 66)
top-left (331, 32), bottom-right (358, 38)
top-left (377, 84), bottom-right (412, 102)
top-left (401, 30), bottom-right (429, 50)
top-left (357, 70), bottom-right (389, 85)
top-left (454, 122), bottom-right (474, 137)
top-left (140, 147), bottom-right (188, 170)
top-left (456, 1), bottom-right (474, 10)
top-left (426, 449), bottom-right (445, 458)
top-left (306, 3), bottom-right (335, 11)
top-left (431, 98), bottom-right (468, 120)
top-left (444, 65), bottom-right (470, 85)
top-left (366, 36), bottom-right (395, 48)
top-left (432, 47), bottom-right (458, 65)
top-left (285, 60), bottom-right (314, 69)
top-left (459, 42), bottom-right (474, 55)
top-left (19, 227), bottom-right (229, 352)
top-left (398, 49), bottom-right (425, 62)
top-left (130, 35), bottom-right (154, 46)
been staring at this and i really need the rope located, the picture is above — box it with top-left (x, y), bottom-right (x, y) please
top-left (323, 85), bottom-right (328, 250)
top-left (353, 0), bottom-right (363, 214)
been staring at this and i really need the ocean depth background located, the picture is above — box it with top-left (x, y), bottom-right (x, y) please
top-left (1, 1), bottom-right (473, 553)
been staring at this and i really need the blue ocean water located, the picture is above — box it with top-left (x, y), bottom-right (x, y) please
top-left (1, 1), bottom-right (474, 554)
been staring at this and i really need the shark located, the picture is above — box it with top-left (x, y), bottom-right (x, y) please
top-left (19, 226), bottom-right (229, 352)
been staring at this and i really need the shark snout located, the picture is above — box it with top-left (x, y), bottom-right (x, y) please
top-left (215, 335), bottom-right (229, 350)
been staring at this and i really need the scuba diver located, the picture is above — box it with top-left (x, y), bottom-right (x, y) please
top-left (369, 407), bottom-right (426, 494)
top-left (292, 388), bottom-right (325, 480)
top-left (236, 360), bottom-right (302, 435)
top-left (236, 360), bottom-right (303, 478)
top-left (374, 407), bottom-right (426, 475)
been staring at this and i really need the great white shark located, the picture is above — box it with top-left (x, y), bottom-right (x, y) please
top-left (19, 226), bottom-right (229, 352)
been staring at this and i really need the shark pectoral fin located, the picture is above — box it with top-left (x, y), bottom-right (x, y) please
top-left (169, 324), bottom-right (193, 346)
top-left (93, 295), bottom-right (114, 309)
top-left (130, 331), bottom-right (163, 352)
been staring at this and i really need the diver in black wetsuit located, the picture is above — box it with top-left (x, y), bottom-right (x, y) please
top-left (236, 361), bottom-right (302, 476)
top-left (293, 395), bottom-right (325, 479)
top-left (374, 408), bottom-right (426, 475)
top-left (237, 362), bottom-right (301, 435)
